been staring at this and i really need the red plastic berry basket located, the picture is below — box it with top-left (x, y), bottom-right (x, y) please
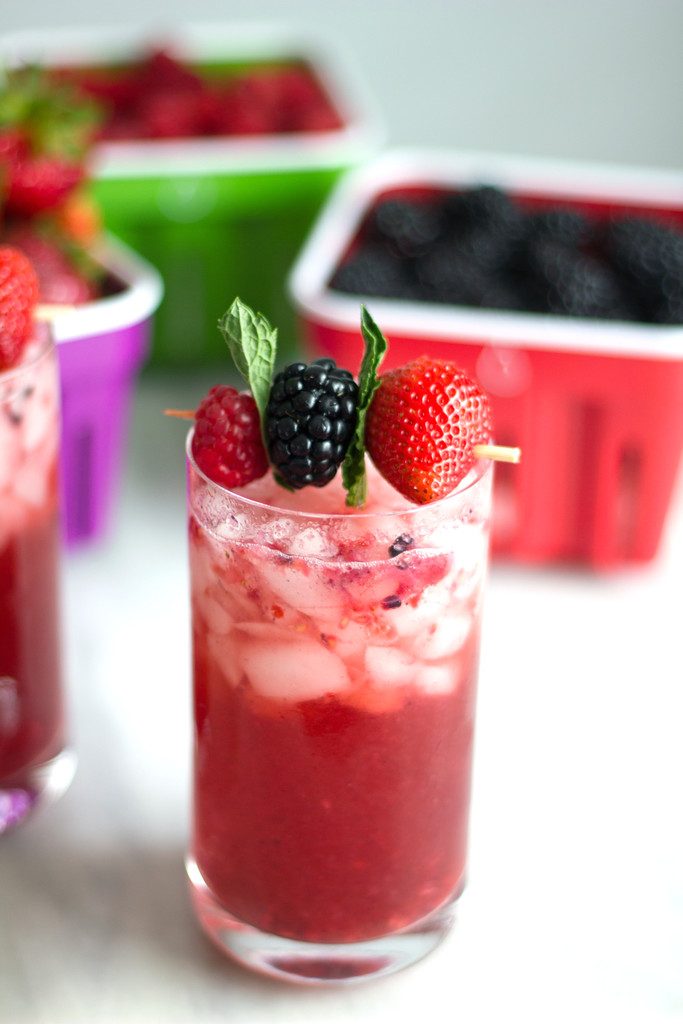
top-left (289, 151), bottom-right (683, 569)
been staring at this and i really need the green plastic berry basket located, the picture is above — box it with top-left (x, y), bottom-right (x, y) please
top-left (0, 24), bottom-right (382, 366)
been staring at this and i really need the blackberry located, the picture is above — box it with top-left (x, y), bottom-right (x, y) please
top-left (415, 242), bottom-right (493, 306)
top-left (525, 208), bottom-right (593, 248)
top-left (477, 277), bottom-right (528, 312)
top-left (606, 216), bottom-right (683, 282)
top-left (528, 240), bottom-right (633, 319)
top-left (653, 287), bottom-right (683, 324)
top-left (440, 225), bottom-right (518, 275)
top-left (370, 197), bottom-right (443, 257)
top-left (604, 215), bottom-right (683, 318)
top-left (265, 358), bottom-right (359, 489)
top-left (388, 533), bottom-right (413, 557)
top-left (443, 185), bottom-right (522, 234)
top-left (329, 243), bottom-right (417, 300)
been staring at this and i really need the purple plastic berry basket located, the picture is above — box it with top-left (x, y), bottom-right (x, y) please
top-left (52, 236), bottom-right (163, 546)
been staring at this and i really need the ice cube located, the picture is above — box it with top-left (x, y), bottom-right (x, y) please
top-left (418, 613), bottom-right (471, 660)
top-left (365, 646), bottom-right (416, 689)
top-left (205, 632), bottom-right (242, 687)
top-left (379, 578), bottom-right (452, 640)
top-left (291, 526), bottom-right (339, 559)
top-left (206, 576), bottom-right (261, 621)
top-left (341, 564), bottom-right (405, 606)
top-left (13, 459), bottom-right (48, 508)
top-left (22, 391), bottom-right (55, 452)
top-left (416, 664), bottom-right (456, 695)
top-left (233, 622), bottom-right (296, 642)
top-left (0, 413), bottom-right (21, 490)
top-left (237, 634), bottom-right (350, 702)
top-left (257, 558), bottom-right (344, 617)
top-left (325, 618), bottom-right (368, 661)
top-left (450, 524), bottom-right (488, 595)
top-left (200, 594), bottom-right (232, 636)
top-left (189, 535), bottom-right (217, 594)
top-left (214, 515), bottom-right (243, 542)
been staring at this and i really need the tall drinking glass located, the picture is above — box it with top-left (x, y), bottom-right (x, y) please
top-left (0, 329), bottom-right (73, 832)
top-left (186, 440), bottom-right (492, 984)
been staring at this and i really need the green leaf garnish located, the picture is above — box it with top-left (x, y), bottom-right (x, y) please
top-left (341, 305), bottom-right (388, 507)
top-left (218, 298), bottom-right (277, 450)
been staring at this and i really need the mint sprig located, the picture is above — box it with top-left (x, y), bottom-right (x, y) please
top-left (342, 306), bottom-right (388, 507)
top-left (218, 298), bottom-right (277, 450)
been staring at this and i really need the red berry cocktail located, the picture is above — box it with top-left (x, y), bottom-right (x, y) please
top-left (0, 249), bottom-right (72, 832)
top-left (188, 457), bottom-right (491, 980)
top-left (182, 300), bottom-right (506, 983)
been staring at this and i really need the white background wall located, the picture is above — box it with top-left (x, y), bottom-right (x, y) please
top-left (5, 0), bottom-right (683, 169)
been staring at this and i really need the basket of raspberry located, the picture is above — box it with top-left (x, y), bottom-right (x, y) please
top-left (0, 67), bottom-right (163, 545)
top-left (0, 24), bottom-right (381, 366)
top-left (289, 150), bottom-right (683, 569)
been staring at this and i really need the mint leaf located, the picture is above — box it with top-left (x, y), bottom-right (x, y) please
top-left (342, 305), bottom-right (389, 507)
top-left (218, 298), bottom-right (277, 448)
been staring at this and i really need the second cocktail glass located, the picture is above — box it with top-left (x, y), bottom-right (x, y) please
top-left (0, 329), bottom-right (73, 833)
top-left (186, 441), bottom-right (492, 983)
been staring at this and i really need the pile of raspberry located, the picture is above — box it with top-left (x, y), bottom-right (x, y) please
top-left (330, 186), bottom-right (683, 325)
top-left (59, 49), bottom-right (344, 140)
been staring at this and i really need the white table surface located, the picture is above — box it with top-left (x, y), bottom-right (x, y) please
top-left (2, 371), bottom-right (682, 1024)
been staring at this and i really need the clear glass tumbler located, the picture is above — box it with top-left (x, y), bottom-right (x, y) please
top-left (186, 440), bottom-right (492, 984)
top-left (0, 330), bottom-right (74, 833)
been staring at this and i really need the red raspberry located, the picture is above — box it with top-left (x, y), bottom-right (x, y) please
top-left (293, 103), bottom-right (344, 133)
top-left (139, 91), bottom-right (205, 139)
top-left (365, 357), bottom-right (492, 504)
top-left (0, 246), bottom-right (40, 371)
top-left (133, 49), bottom-right (204, 96)
top-left (192, 385), bottom-right (269, 489)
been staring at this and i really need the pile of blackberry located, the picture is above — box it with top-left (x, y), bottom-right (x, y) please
top-left (265, 358), bottom-right (358, 488)
top-left (329, 185), bottom-right (683, 325)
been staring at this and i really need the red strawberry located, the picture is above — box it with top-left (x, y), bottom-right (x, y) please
top-left (192, 385), bottom-right (268, 489)
top-left (365, 357), bottom-right (493, 504)
top-left (6, 156), bottom-right (85, 216)
top-left (0, 246), bottom-right (40, 371)
top-left (0, 68), bottom-right (98, 216)
top-left (0, 129), bottom-right (26, 169)
top-left (6, 227), bottom-right (99, 305)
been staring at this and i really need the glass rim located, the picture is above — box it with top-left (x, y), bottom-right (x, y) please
top-left (0, 327), bottom-right (54, 388)
top-left (186, 427), bottom-right (492, 523)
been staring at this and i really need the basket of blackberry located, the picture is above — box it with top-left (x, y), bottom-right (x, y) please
top-left (330, 186), bottom-right (683, 325)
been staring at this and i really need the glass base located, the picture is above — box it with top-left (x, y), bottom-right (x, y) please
top-left (187, 857), bottom-right (458, 985)
top-left (0, 747), bottom-right (76, 835)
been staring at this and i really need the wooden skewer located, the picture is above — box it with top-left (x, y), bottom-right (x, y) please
top-left (164, 409), bottom-right (520, 463)
top-left (35, 304), bottom-right (78, 321)
top-left (473, 444), bottom-right (521, 464)
top-left (164, 409), bottom-right (195, 421)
